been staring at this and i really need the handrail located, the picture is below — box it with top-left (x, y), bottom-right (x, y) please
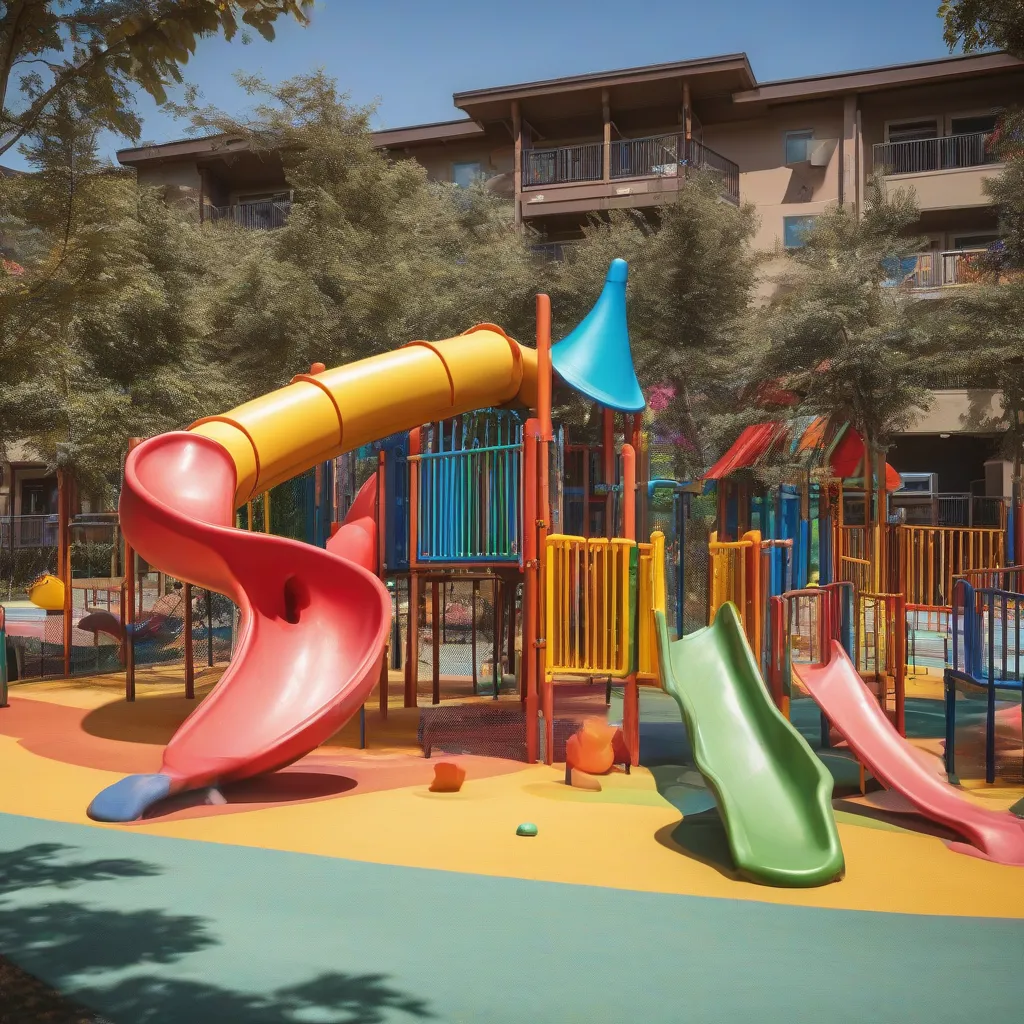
top-left (873, 131), bottom-right (995, 175)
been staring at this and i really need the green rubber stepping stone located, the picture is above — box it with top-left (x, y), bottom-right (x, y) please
top-left (516, 823), bottom-right (538, 837)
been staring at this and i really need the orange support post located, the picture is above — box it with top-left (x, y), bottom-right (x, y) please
top-left (893, 593), bottom-right (906, 737)
top-left (621, 444), bottom-right (636, 543)
top-left (376, 451), bottom-right (386, 576)
top-left (537, 294), bottom-right (554, 763)
top-left (602, 409), bottom-right (615, 538)
top-left (523, 419), bottom-right (539, 762)
top-left (621, 441), bottom-right (640, 763)
top-left (404, 428), bottom-right (421, 708)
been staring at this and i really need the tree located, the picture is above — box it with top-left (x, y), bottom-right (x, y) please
top-left (0, 93), bottom-right (229, 499)
top-left (176, 71), bottom-right (541, 399)
top-left (545, 174), bottom-right (762, 476)
top-left (978, 109), bottom-right (1024, 272)
top-left (749, 179), bottom-right (931, 576)
top-left (0, 1), bottom-right (311, 159)
top-left (940, 0), bottom-right (1024, 57)
top-left (753, 180), bottom-right (930, 455)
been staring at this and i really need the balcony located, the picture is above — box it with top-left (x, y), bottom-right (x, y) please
top-left (872, 132), bottom-right (1002, 211)
top-left (884, 248), bottom-right (991, 290)
top-left (520, 133), bottom-right (740, 215)
top-left (873, 132), bottom-right (997, 175)
top-left (206, 199), bottom-right (291, 230)
top-left (0, 515), bottom-right (59, 549)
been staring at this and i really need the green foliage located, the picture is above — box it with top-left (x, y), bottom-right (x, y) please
top-left (0, 1), bottom-right (311, 158)
top-left (929, 279), bottom-right (1024, 462)
top-left (544, 174), bottom-right (761, 474)
top-left (983, 109), bottom-right (1024, 270)
top-left (750, 178), bottom-right (931, 454)
top-left (940, 0), bottom-right (1024, 58)
top-left (175, 71), bottom-right (541, 399)
top-left (0, 93), bottom-right (232, 497)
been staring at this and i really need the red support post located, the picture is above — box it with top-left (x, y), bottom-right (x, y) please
top-left (124, 438), bottom-right (142, 701)
top-left (376, 451), bottom-right (386, 577)
top-left (431, 579), bottom-right (440, 705)
top-left (184, 583), bottom-right (195, 699)
top-left (894, 594), bottom-right (906, 737)
top-left (405, 572), bottom-right (419, 708)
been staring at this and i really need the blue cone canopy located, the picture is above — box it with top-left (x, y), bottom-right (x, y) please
top-left (550, 258), bottom-right (645, 413)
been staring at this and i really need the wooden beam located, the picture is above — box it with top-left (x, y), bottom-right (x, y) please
top-left (512, 99), bottom-right (523, 228)
top-left (602, 88), bottom-right (611, 182)
top-left (683, 81), bottom-right (692, 141)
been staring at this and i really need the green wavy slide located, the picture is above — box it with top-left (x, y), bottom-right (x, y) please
top-left (654, 602), bottom-right (845, 887)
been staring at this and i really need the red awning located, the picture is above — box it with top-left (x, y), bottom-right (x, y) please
top-left (829, 428), bottom-right (901, 491)
top-left (706, 419), bottom-right (900, 490)
top-left (704, 423), bottom-right (786, 481)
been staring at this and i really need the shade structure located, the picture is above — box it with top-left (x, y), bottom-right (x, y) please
top-left (551, 258), bottom-right (645, 413)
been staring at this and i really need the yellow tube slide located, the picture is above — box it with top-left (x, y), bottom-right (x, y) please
top-left (190, 325), bottom-right (538, 507)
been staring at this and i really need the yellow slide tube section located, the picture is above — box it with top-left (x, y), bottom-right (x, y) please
top-left (190, 325), bottom-right (538, 507)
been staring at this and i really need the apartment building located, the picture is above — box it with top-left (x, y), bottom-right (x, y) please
top-left (117, 49), bottom-right (1024, 504)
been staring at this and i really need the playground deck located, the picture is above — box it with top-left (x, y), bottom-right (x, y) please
top-left (0, 673), bottom-right (1022, 1023)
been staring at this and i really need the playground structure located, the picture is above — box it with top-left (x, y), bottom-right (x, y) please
top-left (81, 259), bottom-right (684, 823)
top-left (0, 255), bottom-right (1019, 885)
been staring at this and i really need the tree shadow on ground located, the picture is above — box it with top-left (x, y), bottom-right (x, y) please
top-left (0, 842), bottom-right (435, 1024)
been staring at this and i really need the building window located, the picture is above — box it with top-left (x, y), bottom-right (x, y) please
top-left (452, 162), bottom-right (483, 188)
top-left (950, 114), bottom-right (998, 136)
top-left (952, 233), bottom-right (1000, 250)
top-left (784, 130), bottom-right (814, 165)
top-left (886, 119), bottom-right (939, 144)
top-left (783, 215), bottom-right (817, 248)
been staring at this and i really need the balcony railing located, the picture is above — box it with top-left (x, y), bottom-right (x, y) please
top-left (873, 132), bottom-right (996, 175)
top-left (521, 134), bottom-right (740, 202)
top-left (890, 494), bottom-right (1006, 529)
top-left (884, 248), bottom-right (993, 289)
top-left (522, 142), bottom-right (603, 187)
top-left (206, 200), bottom-right (291, 230)
top-left (0, 515), bottom-right (59, 549)
top-left (531, 242), bottom-right (570, 261)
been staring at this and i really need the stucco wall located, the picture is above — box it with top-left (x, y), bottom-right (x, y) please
top-left (704, 101), bottom-right (844, 252)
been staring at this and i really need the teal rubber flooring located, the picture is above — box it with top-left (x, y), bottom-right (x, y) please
top-left (2, 813), bottom-right (1023, 1023)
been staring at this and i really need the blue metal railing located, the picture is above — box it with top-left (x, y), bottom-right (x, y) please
top-left (947, 579), bottom-right (1024, 783)
top-left (414, 412), bottom-right (523, 563)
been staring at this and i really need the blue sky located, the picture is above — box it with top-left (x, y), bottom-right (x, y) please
top-left (10, 0), bottom-right (957, 168)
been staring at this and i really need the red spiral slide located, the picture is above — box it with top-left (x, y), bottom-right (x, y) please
top-left (86, 433), bottom-right (391, 822)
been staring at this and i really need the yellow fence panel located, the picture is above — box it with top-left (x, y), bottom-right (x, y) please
top-left (545, 535), bottom-right (633, 679)
top-left (637, 531), bottom-right (666, 682)
top-left (709, 529), bottom-right (762, 655)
